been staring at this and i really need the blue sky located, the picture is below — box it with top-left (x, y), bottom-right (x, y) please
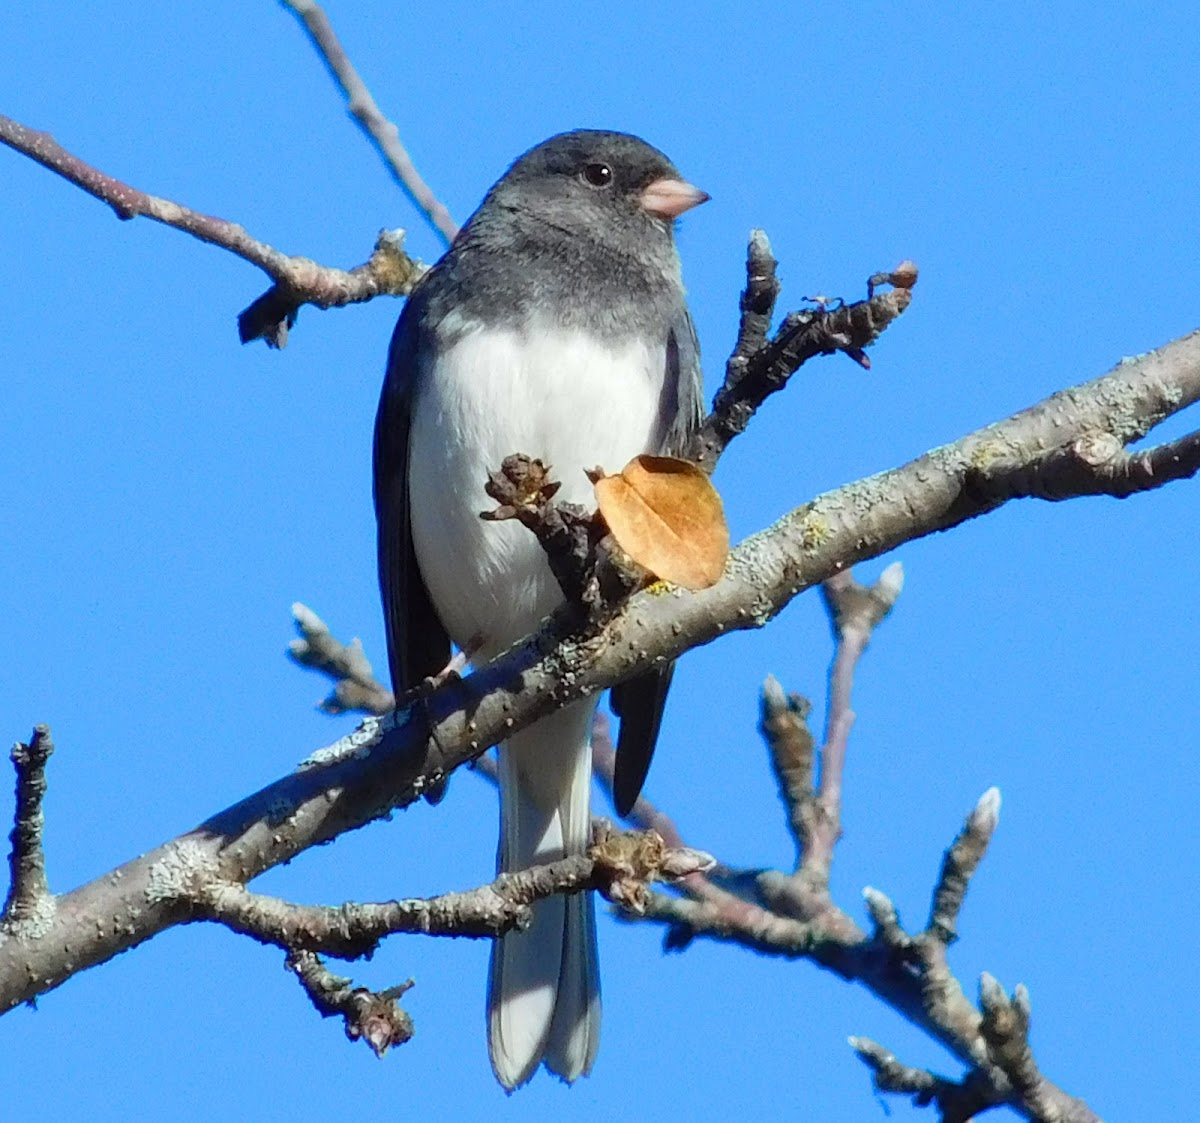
top-left (2, 3), bottom-right (1196, 1119)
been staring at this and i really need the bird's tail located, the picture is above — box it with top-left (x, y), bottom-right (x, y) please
top-left (488, 698), bottom-right (601, 1089)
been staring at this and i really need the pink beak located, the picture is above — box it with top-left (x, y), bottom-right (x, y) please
top-left (639, 177), bottom-right (710, 219)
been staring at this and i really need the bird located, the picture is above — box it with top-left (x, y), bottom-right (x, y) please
top-left (373, 129), bottom-right (706, 1089)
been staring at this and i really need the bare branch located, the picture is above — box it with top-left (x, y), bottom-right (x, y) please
top-left (626, 782), bottom-right (1098, 1122)
top-left (850, 1037), bottom-right (1008, 1122)
top-left (2, 726), bottom-right (54, 931)
top-left (687, 236), bottom-right (916, 472)
top-left (979, 976), bottom-right (1087, 1122)
top-left (725, 228), bottom-right (782, 385)
top-left (0, 113), bottom-right (424, 347)
top-left (967, 426), bottom-right (1200, 502)
top-left (2, 296), bottom-right (1196, 1087)
top-left (481, 454), bottom-right (600, 608)
top-left (928, 787), bottom-right (1002, 943)
top-left (786, 564), bottom-right (904, 888)
top-left (862, 886), bottom-right (909, 950)
top-left (288, 603), bottom-right (395, 716)
top-left (287, 951), bottom-right (414, 1058)
top-left (199, 829), bottom-right (710, 958)
top-left (280, 0), bottom-right (459, 244)
top-left (759, 677), bottom-right (816, 866)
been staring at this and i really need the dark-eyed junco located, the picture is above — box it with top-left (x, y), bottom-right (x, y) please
top-left (374, 130), bottom-right (706, 1088)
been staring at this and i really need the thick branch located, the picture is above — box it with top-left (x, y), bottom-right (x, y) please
top-left (3, 726), bottom-right (54, 930)
top-left (0, 113), bottom-right (424, 348)
top-left (280, 0), bottom-right (458, 244)
top-left (968, 426), bottom-right (1200, 502)
top-left (2, 327), bottom-right (1197, 1021)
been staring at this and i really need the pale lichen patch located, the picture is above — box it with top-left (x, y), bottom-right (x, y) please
top-left (1, 893), bottom-right (58, 939)
top-left (145, 839), bottom-right (219, 904)
top-left (300, 713), bottom-right (395, 770)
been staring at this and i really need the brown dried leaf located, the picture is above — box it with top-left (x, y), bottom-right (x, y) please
top-left (593, 455), bottom-right (729, 590)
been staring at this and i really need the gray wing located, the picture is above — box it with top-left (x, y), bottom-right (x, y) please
top-left (374, 294), bottom-right (451, 695)
top-left (610, 305), bottom-right (704, 816)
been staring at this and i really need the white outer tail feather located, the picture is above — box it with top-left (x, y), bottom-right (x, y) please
top-left (488, 699), bottom-right (601, 1089)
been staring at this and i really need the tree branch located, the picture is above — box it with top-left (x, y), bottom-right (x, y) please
top-left (632, 779), bottom-right (1097, 1122)
top-left (686, 234), bottom-right (916, 472)
top-left (288, 603), bottom-right (395, 716)
top-left (801, 563), bottom-right (904, 887)
top-left (280, 0), bottom-right (459, 245)
top-left (3, 322), bottom-right (1197, 1018)
top-left (199, 829), bottom-right (711, 958)
top-left (2, 726), bottom-right (54, 933)
top-left (287, 951), bottom-right (414, 1058)
top-left (0, 112), bottom-right (424, 348)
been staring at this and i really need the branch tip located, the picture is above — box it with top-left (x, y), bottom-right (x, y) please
top-left (287, 950), bottom-right (414, 1057)
top-left (287, 604), bottom-right (394, 717)
top-left (927, 788), bottom-right (1002, 943)
top-left (280, 0), bottom-right (458, 244)
top-left (972, 786), bottom-right (1002, 833)
top-left (875, 560), bottom-right (905, 604)
top-left (4, 725), bottom-right (55, 928)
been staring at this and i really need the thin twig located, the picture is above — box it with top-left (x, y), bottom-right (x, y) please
top-left (850, 1037), bottom-right (1007, 1122)
top-left (0, 112), bottom-right (423, 348)
top-left (686, 237), bottom-right (917, 472)
top-left (481, 454), bottom-right (599, 608)
top-left (630, 788), bottom-right (1099, 1123)
top-left (979, 975), bottom-right (1084, 1122)
top-left (280, 0), bottom-right (459, 244)
top-left (759, 677), bottom-right (816, 869)
top-left (928, 787), bottom-right (1002, 943)
top-left (287, 950), bottom-right (414, 1057)
top-left (795, 563), bottom-right (904, 887)
top-left (725, 229), bottom-right (782, 388)
top-left (288, 603), bottom-right (395, 715)
top-left (3, 726), bottom-right (54, 930)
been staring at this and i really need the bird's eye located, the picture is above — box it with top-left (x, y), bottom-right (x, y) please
top-left (582, 162), bottom-right (613, 187)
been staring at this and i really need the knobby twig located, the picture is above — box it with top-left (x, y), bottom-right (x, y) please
top-left (199, 829), bottom-right (711, 960)
top-left (850, 1037), bottom-right (1008, 1122)
top-left (686, 234), bottom-right (918, 472)
top-left (288, 603), bottom-right (395, 716)
top-left (851, 972), bottom-right (1090, 1122)
top-left (218, 825), bottom-right (706, 1054)
top-left (630, 749), bottom-right (1095, 1119)
top-left (481, 454), bottom-right (601, 609)
top-left (589, 555), bottom-right (1095, 1119)
top-left (592, 716), bottom-right (770, 942)
top-left (928, 787), bottom-right (1001, 944)
top-left (0, 112), bottom-right (424, 348)
top-left (280, 0), bottom-right (459, 245)
top-left (758, 678), bottom-right (814, 867)
top-left (802, 563), bottom-right (905, 885)
top-left (287, 951), bottom-right (414, 1058)
top-left (2, 726), bottom-right (54, 932)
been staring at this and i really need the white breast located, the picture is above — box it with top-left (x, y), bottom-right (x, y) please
top-left (407, 317), bottom-right (667, 660)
